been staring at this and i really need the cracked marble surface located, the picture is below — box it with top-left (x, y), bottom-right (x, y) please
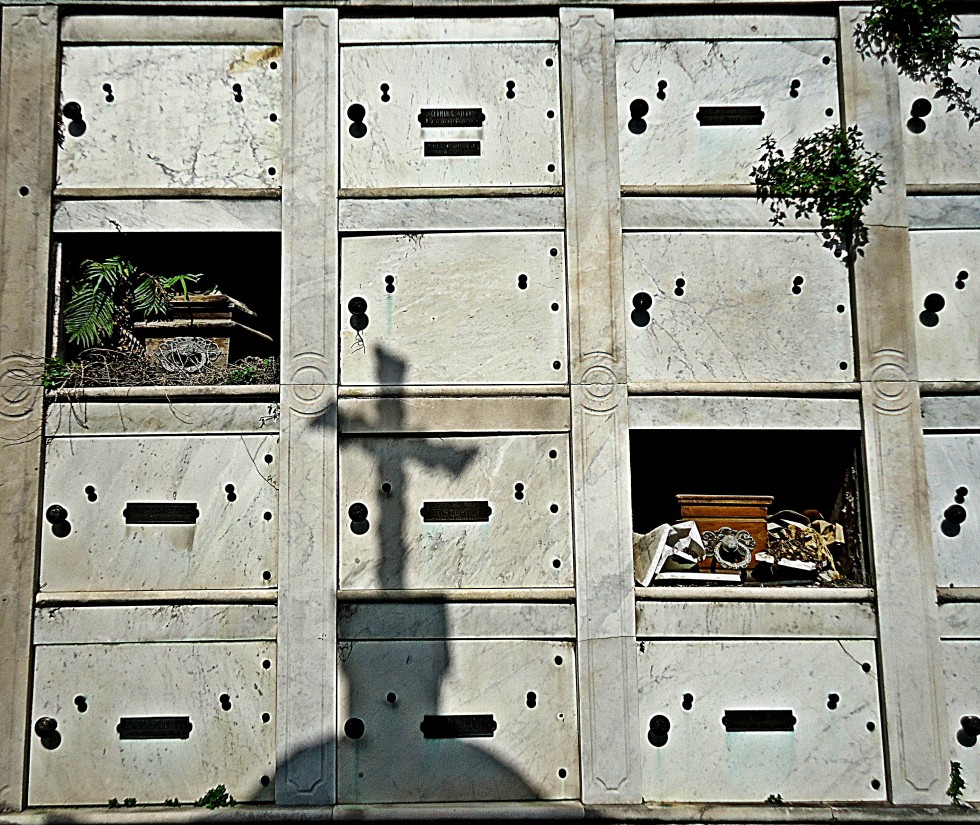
top-left (58, 45), bottom-right (281, 189)
top-left (617, 40), bottom-right (838, 186)
top-left (40, 435), bottom-right (278, 592)
top-left (340, 232), bottom-right (568, 386)
top-left (339, 434), bottom-right (573, 589)
top-left (637, 640), bottom-right (886, 802)
top-left (624, 231), bottom-right (854, 382)
top-left (29, 641), bottom-right (276, 805)
top-left (341, 43), bottom-right (562, 189)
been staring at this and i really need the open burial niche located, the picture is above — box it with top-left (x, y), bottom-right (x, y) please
top-left (49, 232), bottom-right (281, 388)
top-left (630, 429), bottom-right (869, 587)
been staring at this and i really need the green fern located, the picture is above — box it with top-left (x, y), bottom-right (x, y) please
top-left (63, 256), bottom-right (202, 349)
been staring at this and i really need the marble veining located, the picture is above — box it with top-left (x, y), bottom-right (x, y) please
top-left (624, 231), bottom-right (854, 382)
top-left (29, 641), bottom-right (276, 805)
top-left (40, 435), bottom-right (278, 591)
top-left (944, 641), bottom-right (980, 798)
top-left (637, 640), bottom-right (886, 802)
top-left (618, 40), bottom-right (838, 186)
top-left (58, 46), bottom-right (282, 189)
top-left (909, 231), bottom-right (980, 382)
top-left (340, 232), bottom-right (568, 385)
top-left (340, 43), bottom-right (562, 188)
top-left (924, 434), bottom-right (980, 588)
top-left (339, 434), bottom-right (573, 589)
top-left (337, 640), bottom-right (578, 802)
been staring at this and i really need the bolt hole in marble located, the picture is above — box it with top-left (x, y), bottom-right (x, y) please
top-left (558, 768), bottom-right (567, 779)
top-left (648, 714), bottom-right (670, 747)
top-left (919, 291), bottom-right (946, 327)
top-left (518, 273), bottom-right (528, 290)
top-left (225, 483), bottom-right (237, 503)
top-left (380, 82), bottom-right (390, 103)
top-left (102, 82), bottom-right (114, 103)
top-left (18, 185), bottom-right (29, 196)
top-left (907, 96), bottom-right (933, 134)
top-left (943, 485), bottom-right (968, 537)
top-left (263, 453), bottom-right (274, 464)
top-left (789, 78), bottom-right (801, 98)
top-left (262, 712), bottom-right (271, 723)
top-left (631, 291), bottom-right (653, 327)
top-left (347, 103), bottom-right (368, 138)
top-left (62, 101), bottom-right (87, 137)
top-left (681, 693), bottom-right (694, 711)
top-left (526, 692), bottom-right (537, 709)
top-left (629, 97), bottom-right (649, 134)
top-left (220, 693), bottom-right (232, 711)
top-left (349, 501), bottom-right (370, 535)
top-left (387, 692), bottom-right (397, 704)
top-left (827, 693), bottom-right (840, 710)
top-left (262, 570), bottom-right (272, 580)
top-left (956, 270), bottom-right (970, 290)
top-left (674, 277), bottom-right (685, 297)
top-left (506, 79), bottom-right (516, 99)
top-left (385, 274), bottom-right (395, 294)
top-left (73, 695), bottom-right (87, 713)
top-left (232, 82), bottom-right (243, 103)
top-left (791, 275), bottom-right (804, 295)
top-left (84, 485), bottom-right (97, 502)
top-left (657, 79), bottom-right (668, 100)
top-left (514, 482), bottom-right (525, 501)
top-left (958, 715), bottom-right (980, 747)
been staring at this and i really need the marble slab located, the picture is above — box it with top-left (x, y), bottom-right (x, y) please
top-left (940, 604), bottom-right (980, 640)
top-left (624, 232), bottom-right (854, 382)
top-left (635, 601), bottom-right (877, 639)
top-left (53, 199), bottom-right (281, 233)
top-left (628, 395), bottom-right (861, 430)
top-left (338, 197), bottom-right (564, 232)
top-left (29, 641), bottom-right (275, 805)
top-left (909, 231), bottom-right (980, 382)
top-left (617, 40), bottom-right (838, 186)
top-left (339, 18), bottom-right (559, 44)
top-left (40, 435), bottom-right (278, 592)
top-left (944, 641), bottom-right (980, 798)
top-left (337, 639), bottom-right (577, 802)
top-left (339, 434), bottom-right (572, 589)
top-left (901, 47), bottom-right (980, 186)
top-left (339, 602), bottom-right (575, 640)
top-left (340, 44), bottom-right (561, 189)
top-left (924, 434), bottom-right (980, 588)
top-left (45, 401), bottom-right (280, 437)
top-left (615, 15), bottom-right (837, 41)
top-left (34, 605), bottom-right (277, 645)
top-left (922, 396), bottom-right (980, 431)
top-left (58, 46), bottom-right (282, 190)
top-left (637, 640), bottom-right (886, 802)
top-left (340, 232), bottom-right (568, 386)
top-left (339, 396), bottom-right (569, 434)
top-left (909, 196), bottom-right (980, 230)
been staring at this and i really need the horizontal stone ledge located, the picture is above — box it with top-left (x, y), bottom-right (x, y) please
top-left (339, 384), bottom-right (569, 398)
top-left (627, 382), bottom-right (861, 397)
top-left (340, 186), bottom-right (563, 200)
top-left (47, 385), bottom-right (280, 401)
top-left (35, 589), bottom-right (277, 607)
top-left (636, 586), bottom-right (874, 603)
top-left (337, 588), bottom-right (576, 603)
top-left (54, 187), bottom-right (282, 200)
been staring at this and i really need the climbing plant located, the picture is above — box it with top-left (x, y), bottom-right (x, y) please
top-left (854, 0), bottom-right (980, 125)
top-left (750, 125), bottom-right (886, 265)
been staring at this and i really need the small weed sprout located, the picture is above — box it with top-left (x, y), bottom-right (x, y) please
top-left (195, 784), bottom-right (237, 810)
top-left (855, 0), bottom-right (980, 125)
top-left (751, 125), bottom-right (886, 265)
top-left (164, 798), bottom-right (180, 807)
top-left (949, 760), bottom-right (967, 805)
top-left (765, 793), bottom-right (785, 805)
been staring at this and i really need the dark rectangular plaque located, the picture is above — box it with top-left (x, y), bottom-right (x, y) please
top-left (424, 140), bottom-right (481, 157)
top-left (123, 502), bottom-right (199, 525)
top-left (696, 105), bottom-right (765, 126)
top-left (419, 108), bottom-right (486, 128)
top-left (722, 709), bottom-right (796, 732)
top-left (420, 500), bottom-right (492, 523)
top-left (421, 714), bottom-right (497, 739)
top-left (117, 716), bottom-right (193, 740)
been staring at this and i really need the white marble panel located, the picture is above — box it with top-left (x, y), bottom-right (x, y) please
top-left (637, 640), bottom-right (886, 802)
top-left (925, 434), bottom-right (980, 588)
top-left (635, 601), bottom-right (876, 639)
top-left (337, 640), bottom-right (577, 802)
top-left (340, 44), bottom-right (561, 189)
top-left (58, 46), bottom-right (282, 189)
top-left (40, 435), bottom-right (278, 592)
top-left (909, 196), bottom-right (980, 230)
top-left (622, 196), bottom-right (822, 231)
top-left (340, 233), bottom-right (568, 386)
top-left (624, 232), bottom-right (854, 382)
top-left (339, 396), bottom-right (570, 434)
top-left (61, 16), bottom-right (283, 44)
top-left (628, 395), bottom-right (860, 429)
top-left (34, 605), bottom-right (277, 645)
top-left (901, 47), bottom-right (980, 186)
top-left (340, 18), bottom-right (559, 44)
top-left (29, 641), bottom-right (275, 805)
top-left (615, 15), bottom-right (837, 41)
top-left (53, 199), bottom-right (281, 233)
top-left (944, 641), bottom-right (980, 798)
top-left (617, 40), bottom-right (838, 187)
top-left (338, 197), bottom-right (564, 232)
top-left (940, 604), bottom-right (980, 639)
top-left (339, 602), bottom-right (575, 639)
top-left (910, 231), bottom-right (980, 382)
top-left (339, 434), bottom-right (572, 589)
top-left (923, 396), bottom-right (980, 431)
top-left (45, 401), bottom-right (280, 437)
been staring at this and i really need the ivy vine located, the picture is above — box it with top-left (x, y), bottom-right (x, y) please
top-left (854, 0), bottom-right (980, 125)
top-left (750, 125), bottom-right (886, 265)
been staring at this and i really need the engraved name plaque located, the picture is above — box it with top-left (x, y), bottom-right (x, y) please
top-left (420, 501), bottom-right (493, 522)
top-left (420, 714), bottom-right (497, 739)
top-left (418, 108), bottom-right (486, 128)
top-left (116, 716), bottom-right (193, 740)
top-left (696, 105), bottom-right (766, 126)
top-left (722, 709), bottom-right (796, 732)
top-left (424, 141), bottom-right (481, 157)
top-left (123, 502), bottom-right (200, 525)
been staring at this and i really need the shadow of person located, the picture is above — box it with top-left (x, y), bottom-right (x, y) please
top-left (269, 344), bottom-right (539, 805)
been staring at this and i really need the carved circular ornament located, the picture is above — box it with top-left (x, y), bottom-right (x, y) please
top-left (581, 363), bottom-right (619, 411)
top-left (286, 352), bottom-right (333, 416)
top-left (703, 526), bottom-right (756, 570)
top-left (869, 349), bottom-right (913, 415)
top-left (0, 354), bottom-right (41, 420)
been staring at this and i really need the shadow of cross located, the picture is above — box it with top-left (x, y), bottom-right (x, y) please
top-left (326, 343), bottom-right (537, 803)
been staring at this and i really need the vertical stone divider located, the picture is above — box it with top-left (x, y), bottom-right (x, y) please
top-left (277, 8), bottom-right (339, 806)
top-left (560, 8), bottom-right (641, 805)
top-left (0, 6), bottom-right (57, 812)
top-left (840, 8), bottom-right (948, 804)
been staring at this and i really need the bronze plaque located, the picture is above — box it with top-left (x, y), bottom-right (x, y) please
top-left (123, 502), bottom-right (199, 525)
top-left (418, 108), bottom-right (486, 128)
top-left (420, 501), bottom-right (492, 522)
top-left (116, 716), bottom-right (193, 740)
top-left (424, 140), bottom-right (481, 157)
top-left (722, 709), bottom-right (796, 732)
top-left (696, 105), bottom-right (765, 126)
top-left (420, 714), bottom-right (497, 739)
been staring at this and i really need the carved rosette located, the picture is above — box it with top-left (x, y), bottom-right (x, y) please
top-left (285, 352), bottom-right (333, 417)
top-left (580, 361), bottom-right (620, 413)
top-left (869, 348), bottom-right (913, 415)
